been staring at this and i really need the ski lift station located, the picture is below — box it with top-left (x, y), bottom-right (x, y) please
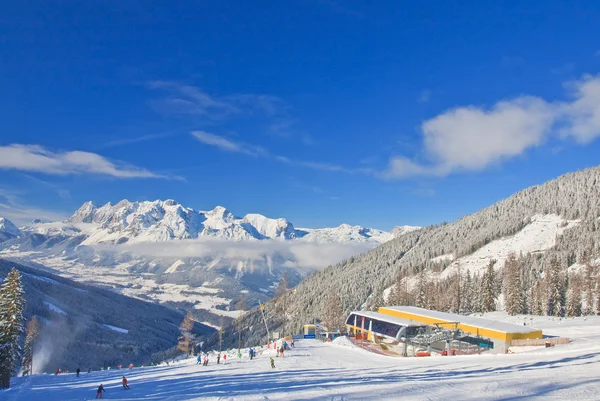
top-left (346, 306), bottom-right (543, 354)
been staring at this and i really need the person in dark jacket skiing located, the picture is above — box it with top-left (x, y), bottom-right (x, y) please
top-left (217, 354), bottom-right (221, 364)
top-left (76, 367), bottom-right (80, 377)
top-left (96, 384), bottom-right (105, 399)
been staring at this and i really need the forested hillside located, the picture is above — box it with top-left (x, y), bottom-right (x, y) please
top-left (211, 166), bottom-right (600, 349)
top-left (0, 260), bottom-right (215, 372)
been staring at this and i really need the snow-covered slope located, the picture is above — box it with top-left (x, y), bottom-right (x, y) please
top-left (8, 313), bottom-right (600, 401)
top-left (439, 214), bottom-right (580, 279)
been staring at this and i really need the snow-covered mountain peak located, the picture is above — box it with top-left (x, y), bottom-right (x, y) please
top-left (0, 217), bottom-right (20, 236)
top-left (68, 201), bottom-right (98, 223)
top-left (45, 199), bottom-right (408, 246)
top-left (241, 213), bottom-right (296, 239)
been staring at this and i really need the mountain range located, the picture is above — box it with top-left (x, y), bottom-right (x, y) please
top-left (0, 200), bottom-right (419, 326)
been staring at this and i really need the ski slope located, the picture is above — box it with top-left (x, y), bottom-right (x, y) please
top-left (5, 314), bottom-right (600, 400)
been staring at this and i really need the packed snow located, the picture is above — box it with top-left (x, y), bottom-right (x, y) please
top-left (5, 313), bottom-right (600, 400)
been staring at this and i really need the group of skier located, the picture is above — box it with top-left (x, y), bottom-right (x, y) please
top-left (94, 376), bottom-right (130, 399)
top-left (89, 339), bottom-right (296, 397)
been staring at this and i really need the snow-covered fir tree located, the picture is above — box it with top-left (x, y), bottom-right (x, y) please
top-left (0, 268), bottom-right (25, 389)
top-left (547, 257), bottom-right (565, 317)
top-left (480, 261), bottom-right (497, 313)
top-left (415, 269), bottom-right (427, 308)
top-left (582, 258), bottom-right (594, 315)
top-left (462, 270), bottom-right (474, 314)
top-left (530, 281), bottom-right (545, 316)
top-left (368, 291), bottom-right (384, 311)
top-left (504, 253), bottom-right (525, 315)
top-left (565, 275), bottom-right (582, 317)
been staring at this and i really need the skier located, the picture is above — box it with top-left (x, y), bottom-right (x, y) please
top-left (95, 384), bottom-right (105, 399)
top-left (196, 355), bottom-right (202, 365)
top-left (237, 351), bottom-right (242, 362)
top-left (223, 354), bottom-right (227, 364)
top-left (122, 376), bottom-right (130, 390)
top-left (249, 348), bottom-right (254, 360)
top-left (88, 368), bottom-right (92, 374)
top-left (270, 357), bottom-right (275, 369)
top-left (217, 353), bottom-right (221, 364)
top-left (76, 367), bottom-right (80, 377)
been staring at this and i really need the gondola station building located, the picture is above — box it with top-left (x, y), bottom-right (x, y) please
top-left (346, 306), bottom-right (543, 354)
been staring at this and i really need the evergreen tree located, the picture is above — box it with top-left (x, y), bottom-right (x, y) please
top-left (504, 253), bottom-right (525, 315)
top-left (583, 259), bottom-right (594, 315)
top-left (276, 274), bottom-right (289, 337)
top-left (21, 317), bottom-right (40, 375)
top-left (547, 257), bottom-right (565, 317)
top-left (415, 269), bottom-right (427, 308)
top-left (369, 291), bottom-right (384, 311)
top-left (386, 284), bottom-right (400, 306)
top-left (566, 275), bottom-right (582, 317)
top-left (177, 311), bottom-right (195, 357)
top-left (531, 281), bottom-right (544, 316)
top-left (480, 260), bottom-right (497, 313)
top-left (462, 270), bottom-right (474, 314)
top-left (0, 268), bottom-right (25, 389)
top-left (323, 293), bottom-right (344, 331)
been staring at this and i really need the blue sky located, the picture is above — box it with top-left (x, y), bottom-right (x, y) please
top-left (1, 1), bottom-right (600, 230)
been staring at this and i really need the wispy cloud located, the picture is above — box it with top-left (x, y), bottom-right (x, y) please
top-left (102, 133), bottom-right (178, 148)
top-left (0, 144), bottom-right (178, 179)
top-left (190, 131), bottom-right (359, 173)
top-left (148, 81), bottom-right (290, 120)
top-left (383, 74), bottom-right (600, 178)
top-left (418, 89), bottom-right (432, 103)
top-left (191, 131), bottom-right (266, 156)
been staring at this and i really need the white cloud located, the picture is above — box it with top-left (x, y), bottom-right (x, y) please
top-left (420, 96), bottom-right (555, 173)
top-left (191, 131), bottom-right (265, 156)
top-left (0, 144), bottom-right (172, 179)
top-left (110, 237), bottom-right (373, 271)
top-left (560, 74), bottom-right (600, 143)
top-left (384, 74), bottom-right (600, 178)
top-left (190, 131), bottom-right (356, 173)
